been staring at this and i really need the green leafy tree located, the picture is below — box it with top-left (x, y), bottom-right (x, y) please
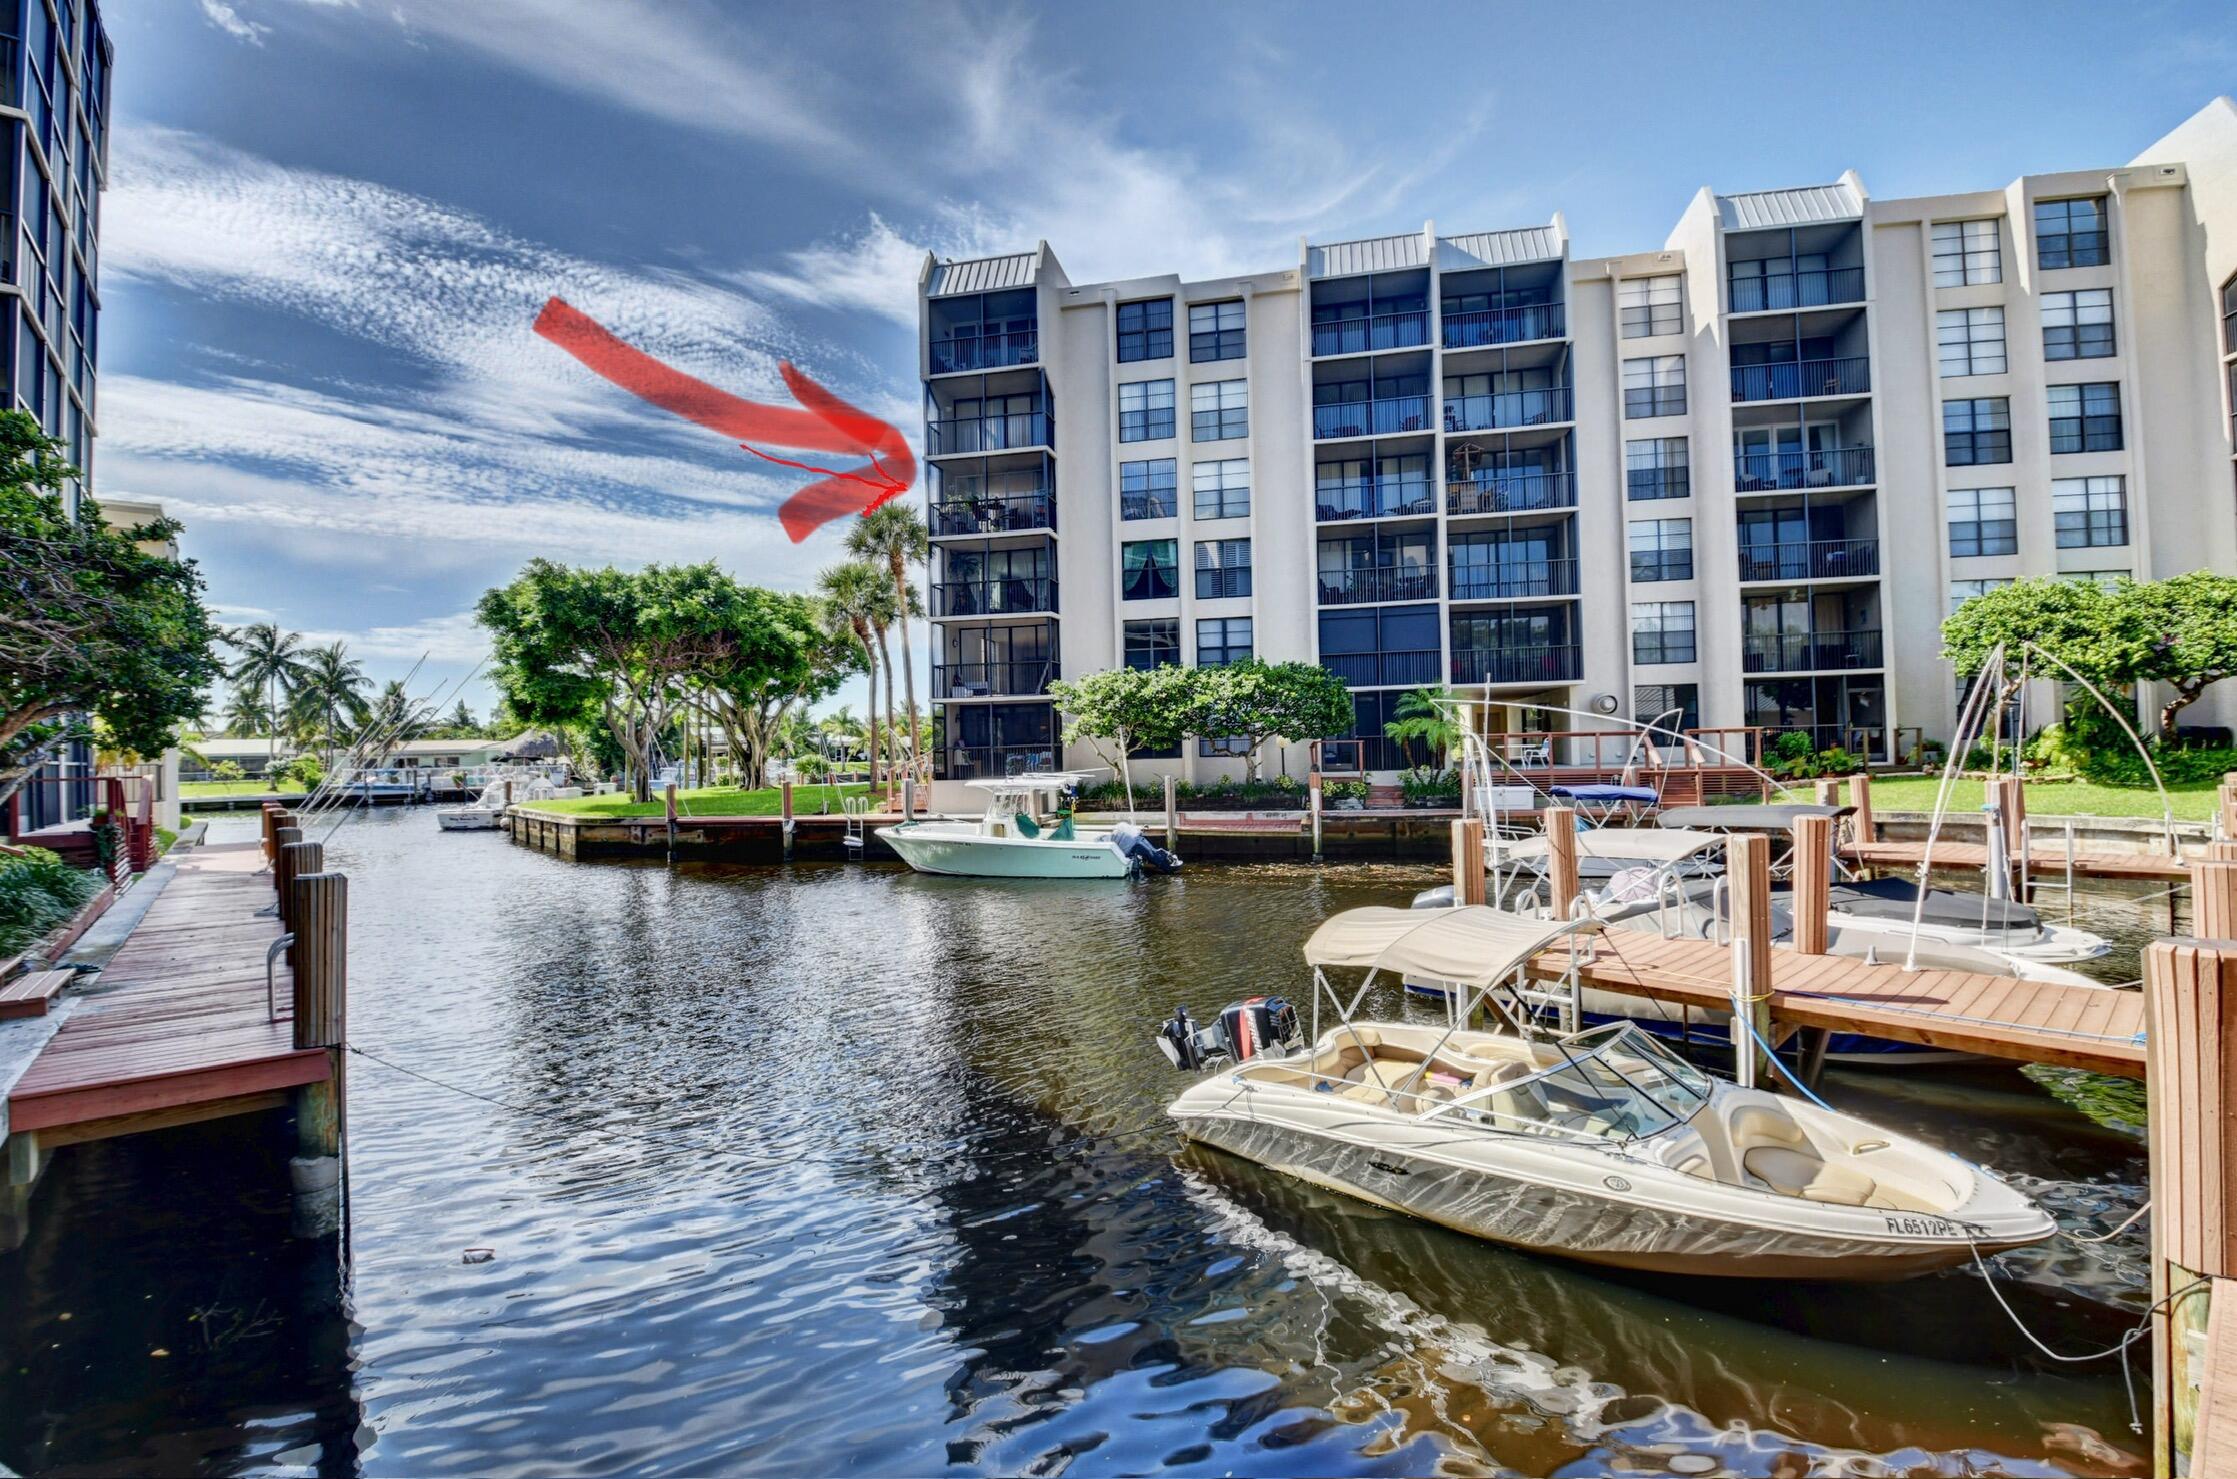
top-left (2110, 571), bottom-right (2237, 739)
top-left (1049, 664), bottom-right (1200, 811)
top-left (697, 588), bottom-right (856, 789)
top-left (223, 621), bottom-right (312, 775)
top-left (0, 412), bottom-right (224, 801)
top-left (1190, 660), bottom-right (1355, 782)
top-left (846, 504), bottom-right (930, 782)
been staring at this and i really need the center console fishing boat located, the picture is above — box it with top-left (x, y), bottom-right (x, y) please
top-left (879, 773), bottom-right (1182, 879)
top-left (1157, 905), bottom-right (2055, 1279)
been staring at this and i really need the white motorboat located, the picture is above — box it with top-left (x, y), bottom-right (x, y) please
top-left (878, 773), bottom-right (1181, 880)
top-left (435, 767), bottom-right (581, 831)
top-left (1159, 906), bottom-right (2056, 1279)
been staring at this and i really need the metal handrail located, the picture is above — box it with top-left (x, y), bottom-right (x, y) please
top-left (266, 933), bottom-right (296, 1022)
top-left (1730, 355), bottom-right (1871, 403)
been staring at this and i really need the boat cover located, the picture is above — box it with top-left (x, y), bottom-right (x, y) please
top-left (1503, 828), bottom-right (1726, 864)
top-left (1824, 877), bottom-right (2040, 931)
top-left (1303, 906), bottom-right (1599, 987)
top-left (1550, 784), bottom-right (1660, 804)
top-left (1655, 803), bottom-right (1851, 832)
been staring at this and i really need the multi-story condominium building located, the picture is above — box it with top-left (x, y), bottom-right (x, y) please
top-left (916, 98), bottom-right (2237, 783)
top-left (6, 0), bottom-right (112, 828)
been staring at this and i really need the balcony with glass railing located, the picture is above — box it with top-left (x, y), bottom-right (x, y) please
top-left (1317, 566), bottom-right (1438, 606)
top-left (1321, 649), bottom-right (1440, 688)
top-left (1732, 445), bottom-right (1875, 493)
top-left (1442, 301), bottom-right (1565, 350)
top-left (1442, 385), bottom-right (1573, 434)
top-left (1451, 644), bottom-right (1581, 685)
top-left (1741, 628), bottom-right (1883, 673)
top-left (928, 328), bottom-right (1040, 375)
top-left (1735, 537), bottom-right (1880, 582)
top-left (1313, 395), bottom-right (1434, 439)
top-left (1445, 469), bottom-right (1574, 517)
top-left (1314, 472), bottom-right (1436, 521)
top-left (1730, 356), bottom-right (1871, 403)
top-left (930, 576), bottom-right (1059, 618)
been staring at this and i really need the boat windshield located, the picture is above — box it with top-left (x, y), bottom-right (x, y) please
top-left (1451, 1023), bottom-right (1713, 1143)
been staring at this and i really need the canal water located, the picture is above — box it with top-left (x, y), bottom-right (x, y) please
top-left (0, 810), bottom-right (2165, 1476)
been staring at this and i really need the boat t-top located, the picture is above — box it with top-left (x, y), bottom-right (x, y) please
top-left (1158, 905), bottom-right (2055, 1279)
top-left (878, 771), bottom-right (1182, 880)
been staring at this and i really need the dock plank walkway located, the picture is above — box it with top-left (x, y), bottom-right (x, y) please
top-left (8, 842), bottom-right (329, 1136)
top-left (1524, 929), bottom-right (2147, 1078)
top-left (1842, 836), bottom-right (2190, 883)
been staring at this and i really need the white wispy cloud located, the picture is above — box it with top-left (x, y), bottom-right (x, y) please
top-left (733, 215), bottom-right (933, 328)
top-left (198, 0), bottom-right (269, 44)
top-left (299, 610), bottom-right (488, 665)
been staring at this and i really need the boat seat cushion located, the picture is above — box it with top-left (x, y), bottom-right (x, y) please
top-left (1742, 1145), bottom-right (1878, 1206)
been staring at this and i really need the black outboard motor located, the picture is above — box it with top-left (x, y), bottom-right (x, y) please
top-left (1111, 821), bottom-right (1184, 874)
top-left (1156, 996), bottom-right (1299, 1069)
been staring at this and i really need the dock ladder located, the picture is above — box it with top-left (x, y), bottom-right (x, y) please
top-left (842, 795), bottom-right (871, 853)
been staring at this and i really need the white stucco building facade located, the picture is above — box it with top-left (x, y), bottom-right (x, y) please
top-left (917, 98), bottom-right (2237, 782)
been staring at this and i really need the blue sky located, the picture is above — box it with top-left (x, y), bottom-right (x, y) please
top-left (100, 0), bottom-right (2237, 721)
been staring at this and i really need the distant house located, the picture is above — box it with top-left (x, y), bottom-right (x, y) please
top-left (371, 736), bottom-right (515, 771)
top-left (181, 736), bottom-right (298, 781)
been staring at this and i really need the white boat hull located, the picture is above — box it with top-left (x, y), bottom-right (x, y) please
top-left (879, 822), bottom-right (1134, 879)
top-left (1171, 1070), bottom-right (2051, 1280)
top-left (437, 809), bottom-right (501, 831)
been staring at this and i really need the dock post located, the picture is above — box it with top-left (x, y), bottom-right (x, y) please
top-left (781, 779), bottom-right (796, 860)
top-left (2002, 776), bottom-right (2030, 902)
top-left (1450, 817), bottom-right (1485, 908)
top-left (2144, 938), bottom-right (2237, 1474)
top-left (288, 872), bottom-right (348, 1240)
top-left (2219, 773), bottom-right (2237, 841)
top-left (1163, 775), bottom-right (1178, 853)
top-left (1728, 834), bottom-right (1777, 1090)
top-left (2193, 858), bottom-right (2237, 942)
top-left (1309, 771), bottom-right (1324, 865)
top-left (1790, 815), bottom-right (1834, 1085)
top-left (1849, 771), bottom-right (1875, 844)
top-left (663, 782), bottom-right (678, 863)
top-left (1813, 778), bottom-right (1840, 808)
top-left (1545, 805), bottom-right (1579, 920)
top-left (279, 839), bottom-right (322, 961)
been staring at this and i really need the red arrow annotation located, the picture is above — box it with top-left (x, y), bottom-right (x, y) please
top-left (533, 296), bottom-right (915, 543)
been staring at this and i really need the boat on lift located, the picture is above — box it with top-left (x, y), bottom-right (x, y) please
top-left (1157, 905), bottom-right (2055, 1279)
top-left (878, 772), bottom-right (1182, 880)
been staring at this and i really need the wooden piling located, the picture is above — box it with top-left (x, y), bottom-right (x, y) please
top-left (2194, 859), bottom-right (2237, 943)
top-left (1308, 770), bottom-right (1324, 864)
top-left (278, 839), bottom-right (322, 961)
top-left (1163, 775), bottom-right (1178, 853)
top-left (1849, 772), bottom-right (1875, 844)
top-left (1791, 815), bottom-right (1832, 956)
top-left (1813, 778), bottom-right (1841, 808)
top-left (664, 782), bottom-right (678, 858)
top-left (1545, 805), bottom-right (1579, 920)
top-left (288, 871), bottom-right (348, 1239)
top-left (1450, 817), bottom-right (1485, 908)
top-left (2219, 774), bottom-right (2237, 839)
top-left (1729, 833), bottom-right (1777, 1089)
top-left (2145, 938), bottom-right (2237, 1475)
top-left (781, 779), bottom-right (796, 861)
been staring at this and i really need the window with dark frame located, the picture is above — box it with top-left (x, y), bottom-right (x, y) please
top-left (1123, 618), bottom-right (1180, 669)
top-left (1632, 682), bottom-right (1701, 732)
top-left (1118, 379), bottom-right (1175, 442)
top-left (1195, 616), bottom-right (1253, 667)
top-left (2053, 476), bottom-right (2128, 548)
top-left (2034, 196), bottom-right (2109, 270)
top-left (1618, 276), bottom-right (1681, 338)
top-left (1625, 437), bottom-right (1689, 500)
top-left (1192, 458), bottom-right (1250, 519)
top-left (1950, 577), bottom-right (2013, 615)
top-left (2042, 289), bottom-right (2115, 360)
top-left (1193, 538), bottom-right (1252, 599)
top-left (1190, 378), bottom-right (1247, 441)
top-left (2048, 382), bottom-right (2122, 453)
top-left (1931, 219), bottom-right (2001, 287)
top-left (1631, 601), bottom-right (1696, 664)
top-left (1121, 539), bottom-right (1178, 601)
top-left (1942, 397), bottom-right (2011, 466)
top-left (1622, 354), bottom-right (1686, 418)
top-left (2223, 273), bottom-right (2237, 355)
top-left (1946, 486), bottom-right (2017, 557)
top-left (1119, 458), bottom-right (1177, 520)
top-left (1188, 300), bottom-right (1246, 362)
top-left (1197, 734), bottom-right (1254, 759)
top-left (1936, 306), bottom-right (2006, 376)
top-left (1116, 298), bottom-right (1172, 362)
top-left (1626, 517), bottom-right (1693, 582)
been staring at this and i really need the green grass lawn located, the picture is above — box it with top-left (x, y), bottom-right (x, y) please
top-left (1779, 774), bottom-right (2222, 823)
top-left (180, 779), bottom-right (305, 798)
top-left (521, 783), bottom-right (871, 819)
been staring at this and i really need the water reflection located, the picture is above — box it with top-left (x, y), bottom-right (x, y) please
top-left (0, 813), bottom-right (2158, 1475)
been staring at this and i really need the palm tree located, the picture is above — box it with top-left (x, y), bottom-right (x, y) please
top-left (448, 700), bottom-right (478, 734)
top-left (290, 642), bottom-right (373, 769)
top-left (220, 682), bottom-right (271, 738)
top-left (817, 562), bottom-right (884, 788)
top-left (224, 622), bottom-right (311, 773)
top-left (858, 574), bottom-right (905, 793)
top-left (366, 680), bottom-right (427, 761)
top-left (847, 504), bottom-right (930, 783)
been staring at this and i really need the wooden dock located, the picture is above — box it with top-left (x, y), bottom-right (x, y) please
top-left (1842, 835), bottom-right (2191, 883)
top-left (3, 810), bottom-right (350, 1249)
top-left (1524, 929), bottom-right (2146, 1077)
top-left (6, 843), bottom-right (330, 1138)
